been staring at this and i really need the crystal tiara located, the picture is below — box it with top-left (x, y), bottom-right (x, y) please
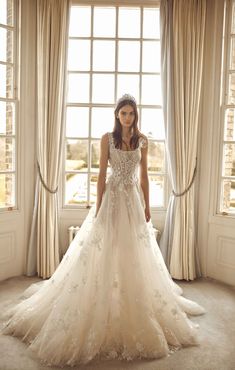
top-left (116, 94), bottom-right (137, 105)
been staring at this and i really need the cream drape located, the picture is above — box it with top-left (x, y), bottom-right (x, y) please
top-left (159, 0), bottom-right (206, 280)
top-left (26, 0), bottom-right (70, 279)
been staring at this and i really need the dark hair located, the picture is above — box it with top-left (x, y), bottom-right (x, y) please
top-left (112, 97), bottom-right (140, 150)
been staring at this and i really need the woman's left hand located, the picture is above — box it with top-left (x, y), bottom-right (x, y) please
top-left (145, 207), bottom-right (151, 222)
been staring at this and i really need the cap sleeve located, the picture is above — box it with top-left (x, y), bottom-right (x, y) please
top-left (139, 136), bottom-right (148, 149)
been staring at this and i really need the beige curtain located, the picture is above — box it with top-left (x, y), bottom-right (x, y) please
top-left (159, 0), bottom-right (206, 280)
top-left (26, 0), bottom-right (70, 279)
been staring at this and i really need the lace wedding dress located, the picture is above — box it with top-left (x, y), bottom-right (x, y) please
top-left (1, 132), bottom-right (205, 366)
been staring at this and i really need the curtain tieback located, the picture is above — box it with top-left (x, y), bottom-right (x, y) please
top-left (37, 160), bottom-right (58, 194)
top-left (172, 159), bottom-right (197, 197)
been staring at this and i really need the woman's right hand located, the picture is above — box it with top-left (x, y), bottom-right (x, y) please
top-left (145, 206), bottom-right (151, 222)
top-left (95, 133), bottom-right (109, 218)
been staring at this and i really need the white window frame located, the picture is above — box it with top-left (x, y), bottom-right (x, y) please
top-left (0, 0), bottom-right (19, 212)
top-left (217, 0), bottom-right (235, 217)
top-left (63, 0), bottom-right (168, 211)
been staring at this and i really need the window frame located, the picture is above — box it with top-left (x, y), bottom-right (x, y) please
top-left (217, 0), bottom-right (235, 216)
top-left (62, 0), bottom-right (167, 211)
top-left (0, 0), bottom-right (19, 212)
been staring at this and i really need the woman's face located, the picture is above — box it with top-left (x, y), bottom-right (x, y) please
top-left (117, 104), bottom-right (135, 129)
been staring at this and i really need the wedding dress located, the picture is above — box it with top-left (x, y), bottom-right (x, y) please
top-left (1, 132), bottom-right (205, 366)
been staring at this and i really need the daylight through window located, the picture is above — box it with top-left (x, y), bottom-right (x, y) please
top-left (64, 4), bottom-right (166, 209)
top-left (220, 0), bottom-right (235, 214)
top-left (0, 0), bottom-right (18, 210)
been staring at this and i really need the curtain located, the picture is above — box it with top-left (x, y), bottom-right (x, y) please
top-left (26, 0), bottom-right (70, 279)
top-left (159, 0), bottom-right (206, 280)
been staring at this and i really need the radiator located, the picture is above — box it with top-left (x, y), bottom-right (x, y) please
top-left (68, 226), bottom-right (160, 244)
top-left (153, 228), bottom-right (161, 243)
top-left (68, 226), bottom-right (80, 244)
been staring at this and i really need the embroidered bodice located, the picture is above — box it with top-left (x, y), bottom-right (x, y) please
top-left (107, 132), bottom-right (147, 187)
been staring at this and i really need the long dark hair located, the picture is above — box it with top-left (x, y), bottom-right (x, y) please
top-left (113, 96), bottom-right (141, 150)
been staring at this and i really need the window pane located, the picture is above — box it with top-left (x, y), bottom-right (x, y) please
top-left (228, 73), bottom-right (235, 104)
top-left (66, 139), bottom-right (88, 172)
top-left (90, 174), bottom-right (98, 204)
top-left (118, 8), bottom-right (140, 38)
top-left (66, 107), bottom-right (89, 138)
top-left (92, 74), bottom-right (114, 103)
top-left (0, 136), bottom-right (15, 171)
top-left (142, 41), bottom-right (160, 73)
top-left (0, 0), bottom-right (14, 26)
top-left (230, 38), bottom-right (235, 69)
top-left (93, 7), bottom-right (116, 37)
top-left (0, 64), bottom-right (14, 98)
top-left (0, 173), bottom-right (15, 207)
top-left (149, 175), bottom-right (164, 207)
top-left (118, 41), bottom-right (140, 72)
top-left (141, 108), bottom-right (165, 140)
top-left (232, 2), bottom-right (235, 34)
top-left (65, 173), bottom-right (88, 205)
top-left (148, 141), bottom-right (165, 172)
top-left (91, 107), bottom-right (113, 138)
top-left (221, 180), bottom-right (235, 212)
top-left (0, 101), bottom-right (15, 135)
top-left (93, 41), bottom-right (115, 71)
top-left (224, 109), bottom-right (235, 141)
top-left (142, 75), bottom-right (162, 105)
top-left (0, 28), bottom-right (13, 63)
top-left (69, 6), bottom-right (91, 37)
top-left (67, 73), bottom-right (90, 103)
top-left (223, 144), bottom-right (235, 176)
top-left (68, 40), bottom-right (90, 71)
top-left (91, 141), bottom-right (100, 171)
top-left (143, 8), bottom-right (160, 39)
top-left (117, 74), bottom-right (139, 103)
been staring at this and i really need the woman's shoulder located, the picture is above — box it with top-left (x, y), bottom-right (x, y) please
top-left (101, 132), bottom-right (112, 148)
top-left (101, 132), bottom-right (111, 141)
top-left (138, 133), bottom-right (148, 148)
top-left (138, 132), bottom-right (148, 141)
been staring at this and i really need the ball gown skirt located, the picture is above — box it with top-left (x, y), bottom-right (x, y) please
top-left (1, 133), bottom-right (205, 366)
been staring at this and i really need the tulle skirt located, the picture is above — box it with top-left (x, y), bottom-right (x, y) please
top-left (1, 181), bottom-right (205, 366)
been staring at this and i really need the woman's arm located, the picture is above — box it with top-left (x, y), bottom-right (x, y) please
top-left (139, 136), bottom-right (151, 222)
top-left (95, 133), bottom-right (109, 217)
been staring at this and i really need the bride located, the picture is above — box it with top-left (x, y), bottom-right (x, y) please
top-left (1, 94), bottom-right (205, 367)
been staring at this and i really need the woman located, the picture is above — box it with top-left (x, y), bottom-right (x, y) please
top-left (95, 94), bottom-right (151, 223)
top-left (1, 94), bottom-right (205, 367)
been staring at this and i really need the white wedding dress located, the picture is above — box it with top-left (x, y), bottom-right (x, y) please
top-left (1, 132), bottom-right (205, 366)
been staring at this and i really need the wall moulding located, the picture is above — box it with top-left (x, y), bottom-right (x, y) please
top-left (0, 232), bottom-right (16, 264)
top-left (216, 235), bottom-right (235, 269)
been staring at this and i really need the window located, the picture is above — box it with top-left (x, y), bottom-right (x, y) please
top-left (0, 0), bottom-right (18, 210)
top-left (220, 0), bottom-right (235, 214)
top-left (64, 3), bottom-right (165, 209)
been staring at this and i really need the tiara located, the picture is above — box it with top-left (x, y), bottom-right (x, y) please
top-left (116, 94), bottom-right (137, 104)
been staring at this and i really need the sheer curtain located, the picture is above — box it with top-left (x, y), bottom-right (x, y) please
top-left (26, 0), bottom-right (70, 278)
top-left (159, 0), bottom-right (206, 280)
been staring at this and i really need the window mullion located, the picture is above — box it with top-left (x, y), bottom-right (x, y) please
top-left (87, 6), bottom-right (94, 206)
top-left (114, 7), bottom-right (119, 103)
top-left (139, 6), bottom-right (143, 128)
